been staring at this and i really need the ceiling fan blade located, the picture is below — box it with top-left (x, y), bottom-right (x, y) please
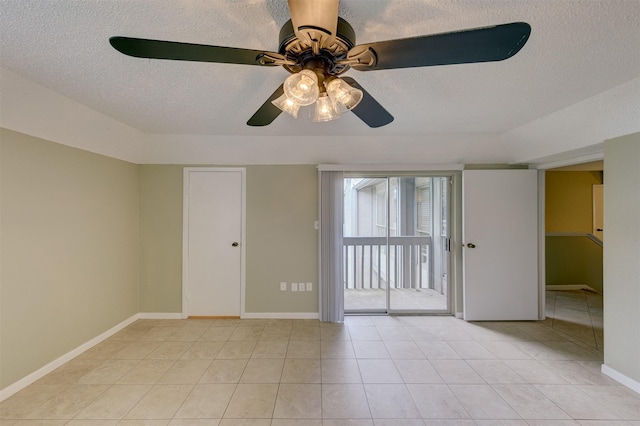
top-left (341, 77), bottom-right (394, 128)
top-left (247, 84), bottom-right (285, 126)
top-left (288, 0), bottom-right (340, 49)
top-left (109, 36), bottom-right (283, 66)
top-left (348, 22), bottom-right (531, 71)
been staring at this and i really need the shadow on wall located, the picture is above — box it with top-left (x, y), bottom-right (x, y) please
top-left (546, 235), bottom-right (603, 292)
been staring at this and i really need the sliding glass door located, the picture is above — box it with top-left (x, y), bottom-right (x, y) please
top-left (343, 177), bottom-right (387, 311)
top-left (343, 174), bottom-right (451, 314)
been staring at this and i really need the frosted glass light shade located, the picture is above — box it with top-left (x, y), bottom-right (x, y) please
top-left (313, 94), bottom-right (340, 122)
top-left (271, 93), bottom-right (301, 118)
top-left (283, 70), bottom-right (319, 106)
top-left (326, 78), bottom-right (363, 111)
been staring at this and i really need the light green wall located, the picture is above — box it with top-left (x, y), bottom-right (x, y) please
top-left (603, 132), bottom-right (640, 385)
top-left (545, 236), bottom-right (603, 291)
top-left (137, 165), bottom-right (319, 314)
top-left (545, 171), bottom-right (602, 233)
top-left (245, 165), bottom-right (318, 313)
top-left (0, 129), bottom-right (140, 388)
top-left (139, 165), bottom-right (183, 313)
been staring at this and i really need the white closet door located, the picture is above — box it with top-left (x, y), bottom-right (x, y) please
top-left (183, 168), bottom-right (244, 317)
top-left (462, 170), bottom-right (539, 321)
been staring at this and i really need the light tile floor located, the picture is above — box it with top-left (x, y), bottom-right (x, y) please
top-left (2, 290), bottom-right (640, 425)
top-left (345, 288), bottom-right (447, 312)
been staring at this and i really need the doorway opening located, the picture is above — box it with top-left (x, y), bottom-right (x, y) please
top-left (543, 161), bottom-right (604, 349)
top-left (343, 174), bottom-right (451, 314)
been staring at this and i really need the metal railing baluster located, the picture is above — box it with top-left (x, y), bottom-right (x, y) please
top-left (342, 236), bottom-right (431, 291)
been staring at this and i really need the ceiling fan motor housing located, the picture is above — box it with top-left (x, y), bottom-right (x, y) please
top-left (278, 17), bottom-right (357, 76)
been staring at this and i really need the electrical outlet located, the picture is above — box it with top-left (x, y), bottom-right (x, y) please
top-left (306, 282), bottom-right (313, 291)
top-left (280, 282), bottom-right (287, 291)
top-left (298, 283), bottom-right (305, 292)
top-left (291, 282), bottom-right (298, 292)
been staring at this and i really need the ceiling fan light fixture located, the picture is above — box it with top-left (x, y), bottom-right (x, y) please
top-left (283, 69), bottom-right (320, 106)
top-left (313, 93), bottom-right (341, 122)
top-left (325, 77), bottom-right (363, 111)
top-left (271, 93), bottom-right (301, 118)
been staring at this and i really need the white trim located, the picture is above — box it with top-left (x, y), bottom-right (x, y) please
top-left (546, 284), bottom-right (600, 293)
top-left (602, 364), bottom-right (640, 394)
top-left (182, 167), bottom-right (246, 319)
top-left (534, 153), bottom-right (604, 170)
top-left (0, 314), bottom-right (139, 402)
top-left (593, 183), bottom-right (604, 236)
top-left (317, 164), bottom-right (465, 172)
top-left (538, 170), bottom-right (546, 320)
top-left (138, 312), bottom-right (183, 320)
top-left (242, 312), bottom-right (320, 320)
top-left (546, 232), bottom-right (591, 237)
top-left (545, 232), bottom-right (603, 247)
top-left (455, 312), bottom-right (464, 319)
top-left (240, 169), bottom-right (247, 319)
top-left (182, 168), bottom-right (190, 319)
top-left (318, 169), bottom-right (322, 319)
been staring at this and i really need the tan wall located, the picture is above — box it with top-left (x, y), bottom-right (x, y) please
top-left (603, 132), bottom-right (640, 385)
top-left (138, 165), bottom-right (319, 314)
top-left (0, 129), bottom-right (140, 388)
top-left (245, 165), bottom-right (318, 313)
top-left (139, 165), bottom-right (183, 313)
top-left (545, 171), bottom-right (603, 232)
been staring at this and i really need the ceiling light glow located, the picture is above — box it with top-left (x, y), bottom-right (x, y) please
top-left (271, 93), bottom-right (301, 118)
top-left (283, 69), bottom-right (319, 106)
top-left (325, 77), bottom-right (363, 112)
top-left (313, 94), bottom-right (341, 122)
top-left (272, 71), bottom-right (361, 122)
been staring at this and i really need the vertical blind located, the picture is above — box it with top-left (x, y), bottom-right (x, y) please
top-left (319, 170), bottom-right (344, 322)
top-left (417, 178), bottom-right (431, 235)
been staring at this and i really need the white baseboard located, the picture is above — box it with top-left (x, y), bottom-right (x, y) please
top-left (602, 364), bottom-right (640, 394)
top-left (0, 313), bottom-right (139, 402)
top-left (546, 284), bottom-right (600, 293)
top-left (242, 312), bottom-right (319, 320)
top-left (3, 310), bottom-right (325, 401)
top-left (455, 312), bottom-right (464, 319)
top-left (138, 312), bottom-right (183, 320)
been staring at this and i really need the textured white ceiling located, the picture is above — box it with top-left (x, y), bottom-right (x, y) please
top-left (1, 0), bottom-right (639, 163)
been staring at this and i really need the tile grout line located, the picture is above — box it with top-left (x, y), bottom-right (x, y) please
top-left (584, 290), bottom-right (602, 352)
top-left (5, 291), bottom-right (637, 423)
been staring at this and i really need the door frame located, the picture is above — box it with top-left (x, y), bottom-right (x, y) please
top-left (342, 172), bottom-right (457, 315)
top-left (182, 167), bottom-right (247, 319)
top-left (535, 151), bottom-right (605, 320)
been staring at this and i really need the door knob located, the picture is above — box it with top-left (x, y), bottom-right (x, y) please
top-left (232, 242), bottom-right (239, 247)
top-left (466, 243), bottom-right (476, 249)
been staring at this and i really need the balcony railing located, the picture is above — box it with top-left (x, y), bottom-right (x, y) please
top-left (343, 236), bottom-right (432, 290)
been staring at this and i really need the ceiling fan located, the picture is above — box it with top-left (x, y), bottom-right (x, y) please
top-left (110, 0), bottom-right (531, 128)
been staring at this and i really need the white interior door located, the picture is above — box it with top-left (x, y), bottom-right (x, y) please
top-left (462, 170), bottom-right (539, 321)
top-left (593, 184), bottom-right (604, 241)
top-left (183, 168), bottom-right (244, 317)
